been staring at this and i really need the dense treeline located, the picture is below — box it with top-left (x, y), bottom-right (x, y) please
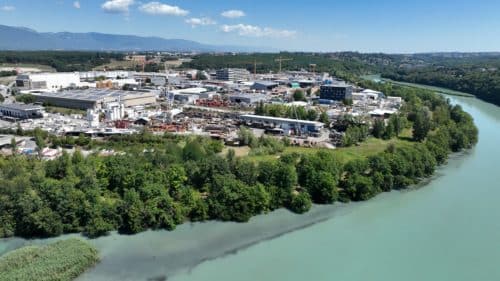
top-left (183, 52), bottom-right (373, 80)
top-left (0, 51), bottom-right (124, 72)
top-left (383, 66), bottom-right (500, 106)
top-left (366, 53), bottom-right (500, 106)
top-left (0, 70), bottom-right (16, 77)
top-left (0, 82), bottom-right (477, 239)
top-left (254, 102), bottom-right (318, 121)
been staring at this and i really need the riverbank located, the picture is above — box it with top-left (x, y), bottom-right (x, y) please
top-left (0, 86), bottom-right (480, 280)
top-left (0, 203), bottom-right (351, 281)
top-left (0, 149), bottom-right (471, 281)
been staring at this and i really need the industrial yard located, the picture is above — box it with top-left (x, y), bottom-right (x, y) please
top-left (0, 56), bottom-right (403, 158)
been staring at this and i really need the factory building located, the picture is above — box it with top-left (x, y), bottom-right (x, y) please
top-left (133, 73), bottom-right (168, 86)
top-left (229, 94), bottom-right (268, 104)
top-left (352, 89), bottom-right (385, 101)
top-left (15, 73), bottom-right (81, 92)
top-left (79, 71), bottom-right (129, 81)
top-left (216, 68), bottom-right (250, 81)
top-left (0, 103), bottom-right (44, 119)
top-left (32, 89), bottom-right (157, 110)
top-left (319, 83), bottom-right (353, 101)
top-left (240, 114), bottom-right (324, 135)
top-left (173, 94), bottom-right (199, 104)
top-left (251, 81), bottom-right (279, 91)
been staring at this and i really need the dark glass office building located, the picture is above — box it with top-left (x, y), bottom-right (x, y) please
top-left (319, 84), bottom-right (353, 101)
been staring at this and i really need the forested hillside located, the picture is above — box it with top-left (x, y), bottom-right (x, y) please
top-left (380, 54), bottom-right (500, 106)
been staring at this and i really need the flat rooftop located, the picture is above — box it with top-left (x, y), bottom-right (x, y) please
top-left (321, 83), bottom-right (352, 88)
top-left (253, 81), bottom-right (279, 86)
top-left (240, 114), bottom-right (324, 126)
top-left (32, 89), bottom-right (154, 102)
top-left (0, 103), bottom-right (43, 111)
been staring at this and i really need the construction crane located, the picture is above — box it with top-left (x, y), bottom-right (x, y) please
top-left (242, 58), bottom-right (263, 78)
top-left (275, 56), bottom-right (293, 73)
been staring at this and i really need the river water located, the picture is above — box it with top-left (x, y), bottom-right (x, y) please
top-left (1, 95), bottom-right (499, 281)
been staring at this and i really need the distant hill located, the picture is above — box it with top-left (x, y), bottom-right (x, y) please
top-left (0, 24), bottom-right (270, 52)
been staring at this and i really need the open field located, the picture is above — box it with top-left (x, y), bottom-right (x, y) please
top-left (232, 134), bottom-right (414, 163)
top-left (0, 239), bottom-right (99, 281)
top-left (92, 59), bottom-right (138, 71)
top-left (0, 63), bottom-right (56, 73)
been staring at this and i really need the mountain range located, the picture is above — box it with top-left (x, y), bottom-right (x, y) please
top-left (0, 24), bottom-right (271, 52)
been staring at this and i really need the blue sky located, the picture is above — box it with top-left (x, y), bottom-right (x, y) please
top-left (1, 0), bottom-right (500, 53)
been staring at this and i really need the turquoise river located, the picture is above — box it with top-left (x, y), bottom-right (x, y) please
top-left (1, 94), bottom-right (499, 281)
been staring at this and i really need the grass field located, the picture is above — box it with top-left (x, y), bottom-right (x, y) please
top-left (92, 59), bottom-right (137, 71)
top-left (230, 133), bottom-right (413, 164)
top-left (0, 239), bottom-right (99, 281)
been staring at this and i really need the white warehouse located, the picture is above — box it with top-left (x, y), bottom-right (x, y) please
top-left (16, 72), bottom-right (81, 92)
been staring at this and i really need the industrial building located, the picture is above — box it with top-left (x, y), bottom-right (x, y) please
top-left (32, 89), bottom-right (157, 110)
top-left (172, 94), bottom-right (199, 104)
top-left (79, 71), bottom-right (129, 81)
top-left (251, 81), bottom-right (279, 91)
top-left (240, 114), bottom-right (324, 135)
top-left (319, 83), bottom-right (353, 101)
top-left (133, 73), bottom-right (168, 86)
top-left (0, 103), bottom-right (44, 119)
top-left (352, 89), bottom-right (385, 101)
top-left (15, 73), bottom-right (81, 92)
top-left (216, 68), bottom-right (250, 81)
top-left (229, 94), bottom-right (268, 104)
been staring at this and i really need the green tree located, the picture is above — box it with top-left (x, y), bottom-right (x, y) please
top-left (293, 90), bottom-right (306, 101)
top-left (288, 192), bottom-right (312, 214)
top-left (306, 109), bottom-right (318, 121)
top-left (183, 140), bottom-right (206, 161)
top-left (307, 171), bottom-right (338, 204)
top-left (208, 175), bottom-right (268, 222)
top-left (319, 111), bottom-right (330, 125)
top-left (372, 119), bottom-right (386, 138)
top-left (343, 98), bottom-right (353, 106)
top-left (413, 110), bottom-right (431, 141)
top-left (118, 189), bottom-right (145, 234)
top-left (165, 164), bottom-right (187, 199)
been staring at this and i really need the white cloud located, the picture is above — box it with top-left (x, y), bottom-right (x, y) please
top-left (1, 5), bottom-right (15, 12)
top-left (221, 24), bottom-right (296, 38)
top-left (139, 2), bottom-right (188, 16)
top-left (185, 17), bottom-right (216, 27)
top-left (73, 1), bottom-right (81, 9)
top-left (221, 10), bottom-right (245, 19)
top-left (101, 0), bottom-right (134, 14)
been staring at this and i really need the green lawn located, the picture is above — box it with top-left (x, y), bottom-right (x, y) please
top-left (244, 135), bottom-right (413, 164)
